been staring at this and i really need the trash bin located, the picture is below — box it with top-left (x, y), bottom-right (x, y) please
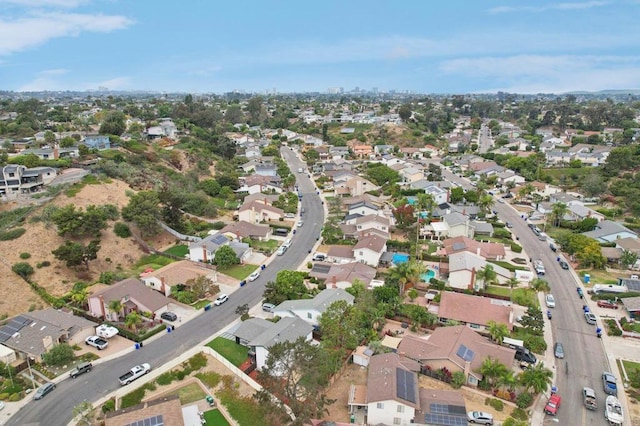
top-left (139, 341), bottom-right (143, 348)
top-left (135, 343), bottom-right (140, 350)
top-left (261, 264), bottom-right (266, 270)
top-left (167, 326), bottom-right (172, 333)
top-left (204, 304), bottom-right (211, 311)
top-left (584, 274), bottom-right (590, 283)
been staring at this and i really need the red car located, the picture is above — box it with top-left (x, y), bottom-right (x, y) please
top-left (597, 300), bottom-right (618, 309)
top-left (544, 394), bottom-right (561, 416)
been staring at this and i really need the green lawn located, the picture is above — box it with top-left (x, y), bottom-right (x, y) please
top-left (178, 383), bottom-right (207, 404)
top-left (576, 268), bottom-right (619, 285)
top-left (192, 299), bottom-right (212, 309)
top-left (486, 285), bottom-right (512, 297)
top-left (511, 288), bottom-right (539, 307)
top-left (203, 409), bottom-right (230, 426)
top-left (134, 254), bottom-right (176, 273)
top-left (206, 337), bottom-right (249, 367)
top-left (247, 239), bottom-right (279, 255)
top-left (164, 244), bottom-right (188, 257)
top-left (217, 264), bottom-right (258, 280)
top-left (622, 359), bottom-right (640, 376)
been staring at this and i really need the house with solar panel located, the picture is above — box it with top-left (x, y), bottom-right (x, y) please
top-left (415, 389), bottom-right (468, 426)
top-left (188, 232), bottom-right (252, 264)
top-left (0, 309), bottom-right (95, 363)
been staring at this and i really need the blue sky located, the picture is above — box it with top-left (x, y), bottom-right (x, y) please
top-left (1, 0), bottom-right (639, 94)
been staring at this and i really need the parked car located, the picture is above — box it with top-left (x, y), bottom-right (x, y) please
top-left (467, 411), bottom-right (494, 424)
top-left (585, 312), bottom-right (597, 325)
top-left (312, 253), bottom-right (326, 261)
top-left (262, 303), bottom-right (276, 313)
top-left (515, 347), bottom-right (537, 364)
top-left (33, 382), bottom-right (56, 400)
top-left (559, 260), bottom-right (569, 270)
top-left (603, 372), bottom-right (618, 395)
top-left (248, 270), bottom-right (261, 282)
top-left (505, 222), bottom-right (513, 228)
top-left (70, 361), bottom-right (92, 378)
top-left (297, 221), bottom-right (304, 228)
top-left (545, 294), bottom-right (556, 308)
top-left (597, 300), bottom-right (618, 309)
top-left (549, 243), bottom-right (557, 252)
top-left (214, 294), bottom-right (229, 306)
top-left (554, 342), bottom-right (565, 359)
top-left (85, 335), bottom-right (108, 350)
top-left (544, 393), bottom-right (562, 415)
top-left (160, 311), bottom-right (178, 322)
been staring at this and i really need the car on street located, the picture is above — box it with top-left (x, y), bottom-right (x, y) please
top-left (554, 342), bottom-right (565, 359)
top-left (262, 303), bottom-right (276, 313)
top-left (214, 294), bottom-right (229, 306)
top-left (85, 335), bottom-right (108, 350)
top-left (585, 311), bottom-right (597, 325)
top-left (505, 222), bottom-right (513, 228)
top-left (33, 382), bottom-right (56, 400)
top-left (70, 361), bottom-right (92, 379)
top-left (497, 198), bottom-right (504, 204)
top-left (597, 299), bottom-right (618, 309)
top-left (544, 393), bottom-right (561, 415)
top-left (297, 220), bottom-right (303, 227)
top-left (549, 243), bottom-right (557, 252)
top-left (467, 411), bottom-right (494, 424)
top-left (248, 270), bottom-right (261, 281)
top-left (545, 294), bottom-right (556, 308)
top-left (603, 372), bottom-right (618, 395)
top-left (160, 311), bottom-right (178, 322)
top-left (559, 260), bottom-right (569, 270)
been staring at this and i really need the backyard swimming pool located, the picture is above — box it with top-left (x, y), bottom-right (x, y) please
top-left (421, 269), bottom-right (436, 282)
top-left (392, 253), bottom-right (409, 264)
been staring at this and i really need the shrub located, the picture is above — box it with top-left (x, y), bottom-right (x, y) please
top-left (176, 370), bottom-right (186, 381)
top-left (511, 407), bottom-right (528, 420)
top-left (36, 261), bottom-right (51, 268)
top-left (113, 222), bottom-right (131, 238)
top-left (487, 397), bottom-right (504, 411)
top-left (510, 243), bottom-right (523, 253)
top-left (0, 228), bottom-right (26, 241)
top-left (156, 372), bottom-right (175, 386)
top-left (19, 253), bottom-right (31, 259)
top-left (101, 399), bottom-right (116, 413)
top-left (0, 393), bottom-right (9, 401)
top-left (12, 262), bottom-right (34, 279)
top-left (8, 393), bottom-right (21, 402)
top-left (120, 383), bottom-right (155, 409)
top-left (42, 343), bottom-right (75, 366)
top-left (451, 371), bottom-right (465, 389)
top-left (196, 371), bottom-right (221, 389)
top-left (240, 313), bottom-right (250, 321)
top-left (516, 392), bottom-right (533, 408)
top-left (522, 334), bottom-right (547, 354)
top-left (188, 353), bottom-right (208, 371)
top-left (211, 221), bottom-right (226, 230)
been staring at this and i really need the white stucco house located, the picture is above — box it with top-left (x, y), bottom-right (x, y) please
top-left (272, 288), bottom-right (355, 327)
top-left (354, 234), bottom-right (388, 266)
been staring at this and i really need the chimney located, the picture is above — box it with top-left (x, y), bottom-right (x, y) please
top-left (53, 144), bottom-right (59, 160)
top-left (202, 245), bottom-right (207, 263)
top-left (160, 276), bottom-right (166, 295)
top-left (477, 247), bottom-right (481, 257)
top-left (470, 267), bottom-right (476, 291)
top-left (99, 295), bottom-right (106, 318)
top-left (42, 335), bottom-right (54, 351)
top-left (331, 276), bottom-right (337, 288)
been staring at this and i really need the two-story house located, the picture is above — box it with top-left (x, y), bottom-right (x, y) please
top-left (272, 288), bottom-right (355, 327)
top-left (354, 234), bottom-right (388, 266)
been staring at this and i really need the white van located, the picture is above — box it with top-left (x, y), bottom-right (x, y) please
top-left (276, 246), bottom-right (287, 256)
top-left (282, 239), bottom-right (292, 249)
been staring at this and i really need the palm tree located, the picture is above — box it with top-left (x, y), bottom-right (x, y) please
top-left (550, 202), bottom-right (568, 227)
top-left (475, 264), bottom-right (498, 291)
top-left (530, 278), bottom-right (551, 293)
top-left (388, 261), bottom-right (426, 296)
top-left (486, 320), bottom-right (509, 344)
top-left (70, 289), bottom-right (88, 308)
top-left (125, 312), bottom-right (142, 332)
top-left (477, 194), bottom-right (495, 215)
top-left (531, 193), bottom-right (543, 211)
top-left (107, 300), bottom-right (123, 321)
top-left (506, 276), bottom-right (519, 299)
top-left (497, 370), bottom-right (517, 393)
top-left (479, 357), bottom-right (509, 388)
top-left (518, 362), bottom-right (553, 394)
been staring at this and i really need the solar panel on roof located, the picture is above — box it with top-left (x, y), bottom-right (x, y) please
top-left (423, 413), bottom-right (467, 426)
top-left (0, 316), bottom-right (32, 342)
top-left (124, 415), bottom-right (163, 426)
top-left (396, 368), bottom-right (417, 403)
top-left (451, 242), bottom-right (466, 251)
top-left (455, 344), bottom-right (475, 362)
top-left (312, 264), bottom-right (331, 274)
top-left (211, 234), bottom-right (228, 245)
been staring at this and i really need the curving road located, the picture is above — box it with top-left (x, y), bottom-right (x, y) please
top-left (440, 166), bottom-right (611, 425)
top-left (8, 147), bottom-right (324, 426)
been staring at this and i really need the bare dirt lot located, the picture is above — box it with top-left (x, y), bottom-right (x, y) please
top-left (0, 180), bottom-right (175, 317)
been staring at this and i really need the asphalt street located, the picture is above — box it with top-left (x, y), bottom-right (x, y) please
top-left (7, 146), bottom-right (323, 426)
top-left (477, 123), bottom-right (493, 154)
top-left (441, 167), bottom-right (612, 425)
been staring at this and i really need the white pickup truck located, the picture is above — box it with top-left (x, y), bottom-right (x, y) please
top-left (119, 363), bottom-right (151, 385)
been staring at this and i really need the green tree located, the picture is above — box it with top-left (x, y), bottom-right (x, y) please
top-left (519, 306), bottom-right (544, 336)
top-left (52, 240), bottom-right (100, 270)
top-left (108, 300), bottom-right (123, 320)
top-left (477, 194), bottom-right (495, 214)
top-left (398, 104), bottom-right (412, 122)
top-left (125, 311), bottom-right (142, 332)
top-left (479, 357), bottom-right (509, 388)
top-left (121, 191), bottom-right (161, 237)
top-left (213, 245), bottom-right (239, 268)
top-left (263, 270), bottom-right (308, 305)
top-left (365, 163), bottom-right (400, 186)
top-left (387, 260), bottom-right (425, 296)
top-left (550, 202), bottom-right (568, 227)
top-left (620, 249), bottom-right (638, 270)
top-left (42, 343), bottom-right (75, 366)
top-left (185, 275), bottom-right (215, 299)
top-left (99, 110), bottom-right (126, 136)
top-left (44, 130), bottom-right (56, 145)
top-left (518, 362), bottom-right (553, 394)
top-left (450, 187), bottom-right (464, 204)
top-left (530, 278), bottom-right (550, 293)
top-left (319, 300), bottom-right (363, 356)
top-left (487, 320), bottom-right (509, 344)
top-left (255, 338), bottom-right (336, 426)
top-left (12, 262), bottom-right (34, 279)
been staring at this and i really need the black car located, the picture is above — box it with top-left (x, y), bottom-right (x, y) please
top-left (559, 260), bottom-right (569, 270)
top-left (515, 347), bottom-right (537, 364)
top-left (160, 311), bottom-right (178, 322)
top-left (549, 243), bottom-right (557, 252)
top-left (34, 382), bottom-right (56, 400)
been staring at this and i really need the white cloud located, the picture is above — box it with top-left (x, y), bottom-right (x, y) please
top-left (489, 1), bottom-right (610, 14)
top-left (0, 12), bottom-right (134, 55)
top-left (439, 54), bottom-right (640, 93)
top-left (18, 73), bottom-right (131, 91)
top-left (37, 68), bottom-right (68, 76)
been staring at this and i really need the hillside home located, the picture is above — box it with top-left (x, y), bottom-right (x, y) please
top-left (326, 245), bottom-right (356, 264)
top-left (441, 212), bottom-right (474, 238)
top-left (583, 220), bottom-right (638, 243)
top-left (347, 200), bottom-right (380, 217)
top-left (309, 261), bottom-right (377, 288)
top-left (438, 292), bottom-right (514, 331)
top-left (237, 174), bottom-right (282, 194)
top-left (83, 134), bottom-right (111, 150)
top-left (219, 221), bottom-right (272, 241)
top-left (335, 176), bottom-right (379, 197)
top-left (442, 236), bottom-right (505, 260)
top-left (0, 165), bottom-right (57, 196)
top-left (188, 233), bottom-right (230, 263)
top-left (141, 260), bottom-right (215, 297)
top-left (88, 278), bottom-right (172, 321)
top-left (238, 200), bottom-right (284, 223)
top-left (423, 185), bottom-right (449, 205)
top-left (447, 251), bottom-right (511, 290)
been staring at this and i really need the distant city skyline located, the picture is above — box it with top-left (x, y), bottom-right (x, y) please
top-left (1, 1), bottom-right (640, 94)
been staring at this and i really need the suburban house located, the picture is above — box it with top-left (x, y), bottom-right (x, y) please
top-left (238, 200), bottom-right (284, 223)
top-left (347, 200), bottom-right (380, 217)
top-left (326, 245), bottom-right (356, 264)
top-left (309, 262), bottom-right (378, 288)
top-left (399, 167), bottom-right (424, 184)
top-left (188, 233), bottom-right (230, 263)
top-left (442, 236), bottom-right (506, 260)
top-left (335, 176), bottom-right (379, 197)
top-left (423, 185), bottom-right (449, 205)
top-left (88, 278), bottom-right (173, 321)
top-left (398, 326), bottom-right (516, 386)
top-left (238, 174), bottom-right (282, 194)
top-left (140, 260), bottom-right (215, 297)
top-left (583, 220), bottom-right (638, 243)
top-left (0, 165), bottom-right (57, 197)
top-left (219, 221), bottom-right (272, 241)
top-left (365, 353), bottom-right (420, 426)
top-left (83, 134), bottom-right (111, 150)
top-left (21, 146), bottom-right (79, 160)
top-left (353, 215), bottom-right (390, 235)
top-left (254, 163), bottom-right (278, 177)
top-left (441, 212), bottom-right (474, 238)
top-left (234, 316), bottom-right (313, 372)
top-left (564, 204), bottom-right (606, 222)
top-left (415, 389), bottom-right (468, 425)
top-left (0, 309), bottom-right (95, 362)
top-left (437, 292), bottom-right (514, 331)
top-left (272, 288), bottom-right (354, 327)
top-left (105, 395), bottom-right (184, 426)
top-left (447, 251), bottom-right (511, 290)
top-left (354, 234), bottom-right (388, 266)
top-left (242, 192), bottom-right (281, 206)
top-left (353, 144), bottom-right (373, 157)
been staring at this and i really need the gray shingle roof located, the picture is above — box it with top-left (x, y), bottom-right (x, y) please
top-left (248, 317), bottom-right (313, 348)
